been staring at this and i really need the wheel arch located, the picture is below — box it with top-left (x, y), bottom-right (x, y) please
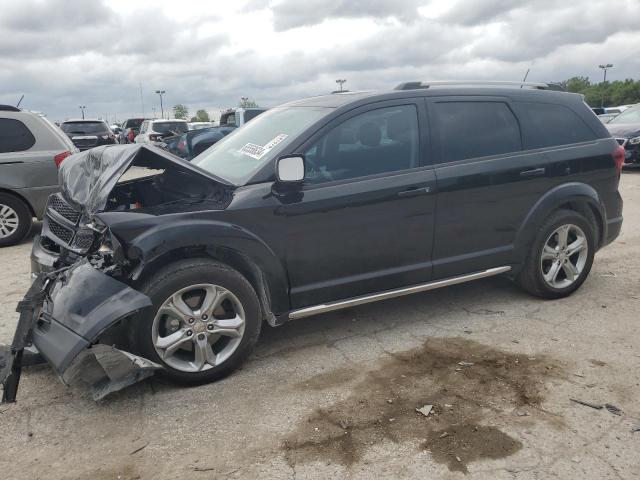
top-left (0, 187), bottom-right (36, 217)
top-left (117, 220), bottom-right (290, 325)
top-left (514, 182), bottom-right (607, 261)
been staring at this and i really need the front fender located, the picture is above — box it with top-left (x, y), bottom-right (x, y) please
top-left (514, 182), bottom-right (607, 257)
top-left (115, 219), bottom-right (290, 316)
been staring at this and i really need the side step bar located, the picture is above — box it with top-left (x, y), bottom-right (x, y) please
top-left (288, 266), bottom-right (511, 320)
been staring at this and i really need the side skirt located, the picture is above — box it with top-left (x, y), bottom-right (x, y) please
top-left (288, 266), bottom-right (511, 320)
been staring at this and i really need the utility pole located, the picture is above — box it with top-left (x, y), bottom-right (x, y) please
top-left (79, 105), bottom-right (86, 119)
top-left (335, 79), bottom-right (347, 92)
top-left (139, 81), bottom-right (145, 117)
top-left (155, 90), bottom-right (166, 118)
top-left (598, 64), bottom-right (613, 108)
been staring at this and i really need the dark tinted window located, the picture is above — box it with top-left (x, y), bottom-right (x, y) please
top-left (123, 118), bottom-right (145, 129)
top-left (515, 102), bottom-right (596, 148)
top-left (61, 121), bottom-right (110, 134)
top-left (151, 121), bottom-right (188, 134)
top-left (304, 104), bottom-right (419, 184)
top-left (0, 118), bottom-right (36, 153)
top-left (432, 102), bottom-right (521, 163)
top-left (244, 109), bottom-right (265, 123)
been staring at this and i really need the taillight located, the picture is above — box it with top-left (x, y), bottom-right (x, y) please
top-left (54, 151), bottom-right (72, 168)
top-left (612, 145), bottom-right (625, 174)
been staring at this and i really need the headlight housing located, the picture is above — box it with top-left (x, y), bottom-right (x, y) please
top-left (629, 136), bottom-right (640, 145)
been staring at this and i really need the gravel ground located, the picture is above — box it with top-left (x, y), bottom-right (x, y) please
top-left (1, 173), bottom-right (639, 480)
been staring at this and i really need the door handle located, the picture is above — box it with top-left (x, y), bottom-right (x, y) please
top-left (519, 167), bottom-right (546, 178)
top-left (397, 186), bottom-right (431, 197)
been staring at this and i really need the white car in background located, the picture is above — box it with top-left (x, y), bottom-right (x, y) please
top-left (134, 119), bottom-right (188, 144)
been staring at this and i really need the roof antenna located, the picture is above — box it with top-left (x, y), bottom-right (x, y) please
top-left (521, 69), bottom-right (530, 88)
top-left (16, 94), bottom-right (24, 108)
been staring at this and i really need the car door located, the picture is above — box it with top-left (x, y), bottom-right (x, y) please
top-left (427, 96), bottom-right (553, 278)
top-left (279, 100), bottom-right (437, 308)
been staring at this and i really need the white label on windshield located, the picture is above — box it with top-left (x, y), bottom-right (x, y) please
top-left (239, 143), bottom-right (266, 159)
top-left (238, 134), bottom-right (288, 160)
top-left (263, 134), bottom-right (288, 151)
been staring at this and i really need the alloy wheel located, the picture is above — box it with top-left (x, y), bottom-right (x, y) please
top-left (152, 283), bottom-right (246, 372)
top-left (0, 204), bottom-right (19, 239)
top-left (540, 224), bottom-right (589, 289)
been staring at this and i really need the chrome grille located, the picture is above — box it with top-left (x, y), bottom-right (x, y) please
top-left (46, 216), bottom-right (73, 243)
top-left (49, 194), bottom-right (80, 224)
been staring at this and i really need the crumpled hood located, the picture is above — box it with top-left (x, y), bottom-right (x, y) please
top-left (58, 144), bottom-right (232, 217)
top-left (605, 123), bottom-right (640, 139)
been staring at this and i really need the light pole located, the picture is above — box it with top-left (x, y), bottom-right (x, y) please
top-left (335, 79), bottom-right (347, 92)
top-left (155, 90), bottom-right (165, 118)
top-left (79, 105), bottom-right (86, 119)
top-left (598, 64), bottom-right (613, 108)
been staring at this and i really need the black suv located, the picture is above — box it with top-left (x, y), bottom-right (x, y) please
top-left (60, 120), bottom-right (116, 151)
top-left (1, 81), bottom-right (624, 401)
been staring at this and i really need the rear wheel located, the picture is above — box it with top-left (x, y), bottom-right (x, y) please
top-left (517, 209), bottom-right (595, 299)
top-left (134, 259), bottom-right (262, 384)
top-left (0, 193), bottom-right (32, 247)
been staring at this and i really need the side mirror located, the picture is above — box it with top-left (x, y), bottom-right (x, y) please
top-left (276, 155), bottom-right (305, 184)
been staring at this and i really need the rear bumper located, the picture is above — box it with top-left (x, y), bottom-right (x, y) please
top-left (604, 216), bottom-right (623, 247)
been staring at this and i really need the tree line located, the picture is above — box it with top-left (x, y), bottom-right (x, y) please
top-left (172, 98), bottom-right (260, 122)
top-left (561, 77), bottom-right (640, 108)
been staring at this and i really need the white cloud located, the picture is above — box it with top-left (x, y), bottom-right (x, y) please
top-left (0, 0), bottom-right (637, 123)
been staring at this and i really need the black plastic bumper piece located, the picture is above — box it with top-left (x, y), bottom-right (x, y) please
top-left (1, 274), bottom-right (48, 403)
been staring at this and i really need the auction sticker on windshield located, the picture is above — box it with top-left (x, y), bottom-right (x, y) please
top-left (239, 134), bottom-right (288, 160)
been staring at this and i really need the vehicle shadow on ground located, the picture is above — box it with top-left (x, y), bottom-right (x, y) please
top-left (134, 274), bottom-right (529, 399)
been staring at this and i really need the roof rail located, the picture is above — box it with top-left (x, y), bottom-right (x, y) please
top-left (0, 104), bottom-right (21, 112)
top-left (394, 80), bottom-right (551, 91)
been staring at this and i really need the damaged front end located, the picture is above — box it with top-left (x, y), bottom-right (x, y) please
top-left (2, 145), bottom-right (232, 402)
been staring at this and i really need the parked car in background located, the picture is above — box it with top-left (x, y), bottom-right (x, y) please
top-left (598, 113), bottom-right (618, 123)
top-left (12, 81), bottom-right (623, 400)
top-left (135, 119), bottom-right (188, 145)
top-left (110, 124), bottom-right (123, 137)
top-left (120, 118), bottom-right (147, 144)
top-left (60, 119), bottom-right (116, 151)
top-left (159, 125), bottom-right (235, 160)
top-left (0, 105), bottom-right (77, 246)
top-left (188, 121), bottom-right (214, 130)
top-left (219, 107), bottom-right (266, 127)
top-left (606, 104), bottom-right (640, 167)
top-left (158, 108), bottom-right (267, 160)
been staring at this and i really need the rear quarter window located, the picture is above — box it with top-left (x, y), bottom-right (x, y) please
top-left (431, 101), bottom-right (522, 163)
top-left (0, 118), bottom-right (36, 153)
top-left (513, 102), bottom-right (597, 149)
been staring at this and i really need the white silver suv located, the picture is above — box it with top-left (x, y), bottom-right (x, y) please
top-left (134, 119), bottom-right (188, 144)
top-left (0, 105), bottom-right (78, 246)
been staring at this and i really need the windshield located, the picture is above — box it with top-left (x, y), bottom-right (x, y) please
top-left (61, 121), bottom-right (110, 134)
top-left (193, 106), bottom-right (330, 185)
top-left (609, 106), bottom-right (640, 124)
top-left (152, 121), bottom-right (188, 134)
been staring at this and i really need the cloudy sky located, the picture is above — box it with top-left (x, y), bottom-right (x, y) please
top-left (1, 0), bottom-right (639, 123)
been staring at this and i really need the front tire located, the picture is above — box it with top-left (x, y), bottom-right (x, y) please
top-left (134, 259), bottom-right (262, 384)
top-left (517, 209), bottom-right (595, 299)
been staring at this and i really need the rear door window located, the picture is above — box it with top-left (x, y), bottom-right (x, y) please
top-left (0, 118), bottom-right (36, 153)
top-left (514, 102), bottom-right (596, 149)
top-left (431, 101), bottom-right (522, 163)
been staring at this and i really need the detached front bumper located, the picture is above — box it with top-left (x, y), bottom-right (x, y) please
top-left (1, 260), bottom-right (160, 402)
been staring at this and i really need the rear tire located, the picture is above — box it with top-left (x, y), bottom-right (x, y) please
top-left (134, 258), bottom-right (262, 384)
top-left (0, 193), bottom-right (32, 247)
top-left (517, 209), bottom-right (595, 299)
